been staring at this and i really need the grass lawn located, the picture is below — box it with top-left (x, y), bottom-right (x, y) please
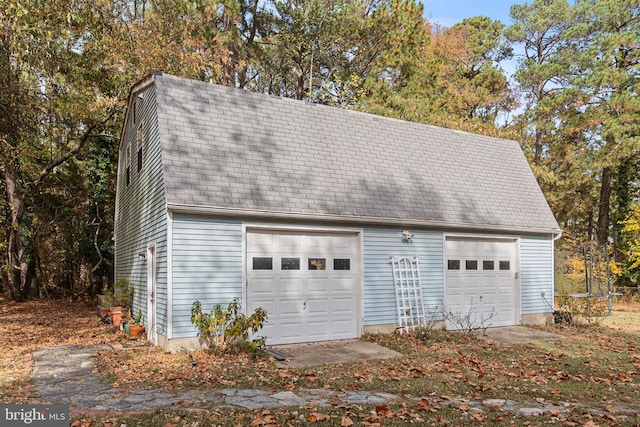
top-left (1, 296), bottom-right (639, 426)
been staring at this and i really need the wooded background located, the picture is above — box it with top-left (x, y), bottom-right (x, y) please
top-left (0, 0), bottom-right (638, 301)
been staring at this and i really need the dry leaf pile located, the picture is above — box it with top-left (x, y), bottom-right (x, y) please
top-left (0, 296), bottom-right (121, 402)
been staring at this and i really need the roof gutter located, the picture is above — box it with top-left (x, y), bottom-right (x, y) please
top-left (166, 203), bottom-right (562, 236)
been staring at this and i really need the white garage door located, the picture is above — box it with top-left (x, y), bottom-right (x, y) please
top-left (246, 230), bottom-right (360, 345)
top-left (445, 237), bottom-right (518, 329)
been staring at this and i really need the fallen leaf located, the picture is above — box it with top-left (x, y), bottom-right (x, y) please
top-left (416, 398), bottom-right (437, 412)
top-left (375, 403), bottom-right (394, 418)
top-left (250, 416), bottom-right (277, 426)
top-left (340, 416), bottom-right (354, 426)
top-left (307, 413), bottom-right (331, 422)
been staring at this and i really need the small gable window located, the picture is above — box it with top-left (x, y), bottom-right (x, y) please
top-left (124, 143), bottom-right (131, 187)
top-left (137, 125), bottom-right (143, 172)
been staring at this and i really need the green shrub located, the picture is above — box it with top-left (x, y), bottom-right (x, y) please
top-left (190, 298), bottom-right (267, 354)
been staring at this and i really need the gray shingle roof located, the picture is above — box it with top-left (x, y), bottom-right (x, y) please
top-left (153, 73), bottom-right (559, 233)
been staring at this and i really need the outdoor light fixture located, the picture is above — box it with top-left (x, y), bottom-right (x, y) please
top-left (138, 253), bottom-right (146, 259)
top-left (402, 230), bottom-right (414, 242)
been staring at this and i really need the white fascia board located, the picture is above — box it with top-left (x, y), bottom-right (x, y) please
top-left (166, 203), bottom-right (561, 236)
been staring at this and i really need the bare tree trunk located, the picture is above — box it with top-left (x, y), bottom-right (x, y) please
top-left (4, 169), bottom-right (26, 301)
top-left (533, 128), bottom-right (542, 165)
top-left (296, 72), bottom-right (305, 100)
top-left (88, 203), bottom-right (104, 296)
top-left (597, 166), bottom-right (612, 244)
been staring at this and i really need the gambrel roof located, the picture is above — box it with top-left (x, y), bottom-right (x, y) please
top-left (145, 73), bottom-right (559, 234)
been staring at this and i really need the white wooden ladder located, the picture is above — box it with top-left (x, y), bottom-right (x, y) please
top-left (391, 256), bottom-right (426, 333)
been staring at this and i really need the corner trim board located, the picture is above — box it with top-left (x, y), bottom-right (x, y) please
top-left (166, 210), bottom-right (174, 339)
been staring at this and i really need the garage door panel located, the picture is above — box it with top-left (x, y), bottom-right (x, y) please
top-left (307, 278), bottom-right (329, 293)
top-left (279, 278), bottom-right (304, 294)
top-left (249, 278), bottom-right (276, 295)
top-left (280, 323), bottom-right (304, 340)
top-left (306, 299), bottom-right (329, 315)
top-left (307, 321), bottom-right (329, 337)
top-left (331, 235), bottom-right (356, 251)
top-left (280, 234), bottom-right (302, 251)
top-left (280, 300), bottom-right (304, 316)
top-left (446, 237), bottom-right (518, 330)
top-left (259, 324), bottom-right (278, 340)
top-left (249, 300), bottom-right (277, 316)
top-left (247, 230), bottom-right (359, 345)
top-left (333, 319), bottom-right (357, 335)
top-left (307, 234), bottom-right (327, 249)
top-left (331, 297), bottom-right (356, 313)
top-left (248, 232), bottom-right (276, 249)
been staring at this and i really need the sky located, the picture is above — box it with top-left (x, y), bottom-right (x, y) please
top-left (422, 0), bottom-right (517, 28)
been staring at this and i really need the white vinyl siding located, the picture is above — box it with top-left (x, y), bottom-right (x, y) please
top-left (114, 86), bottom-right (168, 336)
top-left (170, 215), bottom-right (243, 338)
top-left (520, 235), bottom-right (555, 314)
top-left (363, 228), bottom-right (444, 326)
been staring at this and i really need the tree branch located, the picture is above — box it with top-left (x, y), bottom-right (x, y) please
top-left (22, 107), bottom-right (120, 203)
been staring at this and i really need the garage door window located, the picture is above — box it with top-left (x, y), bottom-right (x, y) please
top-left (308, 258), bottom-right (326, 270)
top-left (483, 260), bottom-right (495, 270)
top-left (447, 260), bottom-right (461, 270)
top-left (499, 260), bottom-right (511, 270)
top-left (281, 257), bottom-right (300, 270)
top-left (333, 258), bottom-right (350, 270)
top-left (253, 257), bottom-right (273, 270)
top-left (465, 260), bottom-right (478, 270)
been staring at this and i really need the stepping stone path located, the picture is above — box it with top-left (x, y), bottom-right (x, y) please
top-left (30, 344), bottom-right (639, 420)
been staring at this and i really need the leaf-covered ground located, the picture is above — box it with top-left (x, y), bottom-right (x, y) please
top-left (0, 296), bottom-right (122, 403)
top-left (2, 297), bottom-right (640, 425)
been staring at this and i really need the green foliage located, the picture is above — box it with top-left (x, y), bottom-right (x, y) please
top-left (113, 278), bottom-right (134, 307)
top-left (615, 203), bottom-right (640, 285)
top-left (190, 299), bottom-right (267, 354)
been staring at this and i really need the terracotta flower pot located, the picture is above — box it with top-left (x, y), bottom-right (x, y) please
top-left (129, 325), bottom-right (145, 337)
top-left (110, 306), bottom-right (124, 327)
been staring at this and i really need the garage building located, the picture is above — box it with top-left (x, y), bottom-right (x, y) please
top-left (115, 73), bottom-right (561, 351)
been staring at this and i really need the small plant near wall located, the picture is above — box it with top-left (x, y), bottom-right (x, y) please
top-left (443, 304), bottom-right (497, 338)
top-left (190, 298), bottom-right (268, 354)
top-left (411, 305), bottom-right (445, 343)
top-left (113, 278), bottom-right (134, 308)
top-left (128, 310), bottom-right (146, 337)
